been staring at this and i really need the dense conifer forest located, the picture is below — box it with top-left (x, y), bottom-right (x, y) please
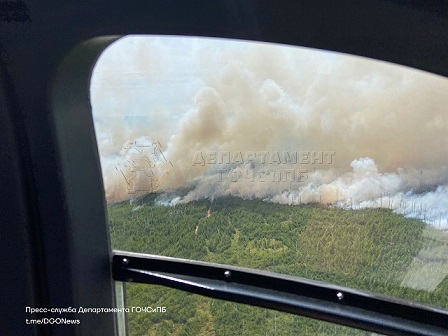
top-left (108, 195), bottom-right (448, 335)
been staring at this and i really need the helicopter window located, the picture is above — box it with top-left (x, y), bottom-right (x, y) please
top-left (90, 35), bottom-right (448, 335)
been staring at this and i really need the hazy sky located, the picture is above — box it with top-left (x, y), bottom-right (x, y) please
top-left (90, 35), bottom-right (448, 227)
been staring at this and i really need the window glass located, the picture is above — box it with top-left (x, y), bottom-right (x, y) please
top-left (124, 283), bottom-right (384, 336)
top-left (91, 36), bottom-right (448, 311)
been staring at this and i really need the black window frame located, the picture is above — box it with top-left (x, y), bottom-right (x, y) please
top-left (2, 1), bottom-right (448, 335)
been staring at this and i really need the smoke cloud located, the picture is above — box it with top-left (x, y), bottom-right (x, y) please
top-left (91, 36), bottom-right (448, 228)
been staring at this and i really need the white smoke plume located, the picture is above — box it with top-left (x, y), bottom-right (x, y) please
top-left (91, 36), bottom-right (448, 228)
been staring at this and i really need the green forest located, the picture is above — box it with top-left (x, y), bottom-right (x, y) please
top-left (108, 195), bottom-right (448, 335)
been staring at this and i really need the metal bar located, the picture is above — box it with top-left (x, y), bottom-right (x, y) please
top-left (112, 251), bottom-right (448, 336)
